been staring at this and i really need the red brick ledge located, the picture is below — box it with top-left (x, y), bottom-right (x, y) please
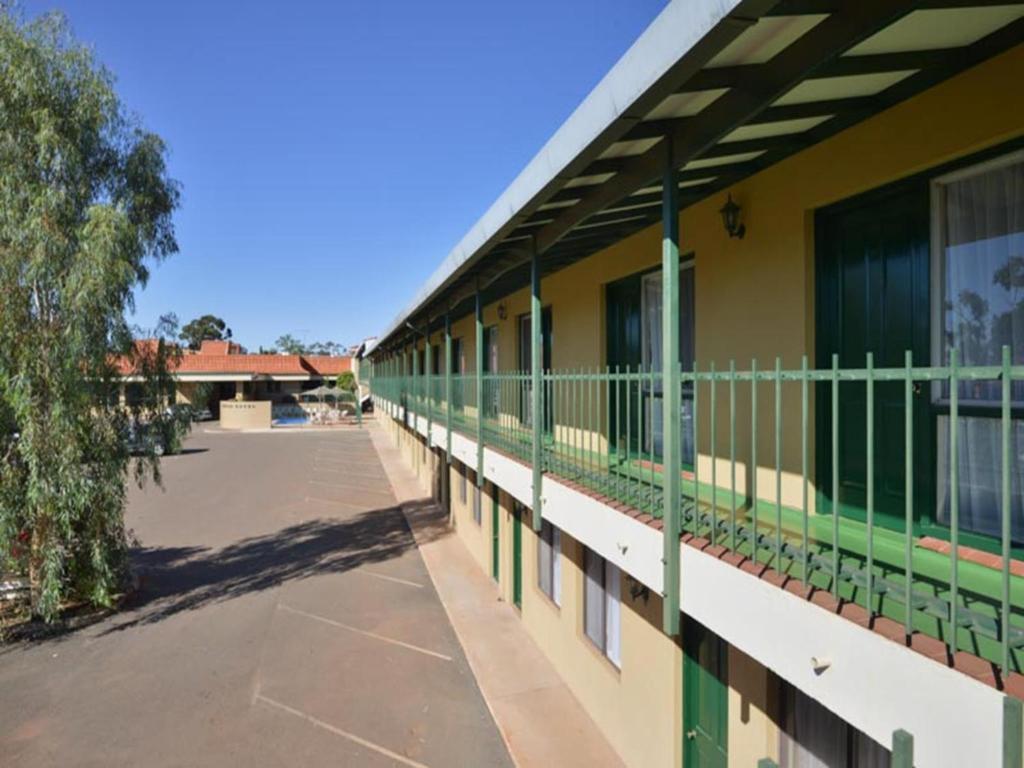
top-left (917, 536), bottom-right (1024, 578)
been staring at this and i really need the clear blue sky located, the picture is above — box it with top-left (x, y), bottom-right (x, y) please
top-left (24, 0), bottom-right (668, 351)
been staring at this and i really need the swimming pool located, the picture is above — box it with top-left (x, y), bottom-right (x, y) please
top-left (272, 416), bottom-right (309, 426)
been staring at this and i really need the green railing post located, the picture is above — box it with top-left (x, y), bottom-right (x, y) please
top-left (531, 238), bottom-right (544, 532)
top-left (401, 348), bottom-right (406, 420)
top-left (476, 288), bottom-right (485, 487)
top-left (661, 143), bottom-right (681, 637)
top-left (904, 349), bottom-right (914, 639)
top-left (757, 759), bottom-right (778, 768)
top-left (1002, 344), bottom-right (1013, 677)
top-left (412, 338), bottom-right (419, 433)
top-left (891, 729), bottom-right (913, 768)
top-left (445, 313), bottom-right (452, 465)
top-left (1005, 695), bottom-right (1022, 768)
top-left (425, 321), bottom-right (433, 445)
top-left (950, 347), bottom-right (960, 654)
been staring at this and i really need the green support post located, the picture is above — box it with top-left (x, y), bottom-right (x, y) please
top-left (661, 142), bottom-right (681, 637)
top-left (445, 313), bottom-right (452, 465)
top-left (530, 239), bottom-right (543, 532)
top-left (757, 760), bottom-right (778, 768)
top-left (412, 339), bottom-right (418, 431)
top-left (476, 288), bottom-right (485, 487)
top-left (425, 321), bottom-right (433, 446)
top-left (1006, 696), bottom-right (1022, 768)
top-left (401, 346), bottom-right (406, 422)
top-left (891, 729), bottom-right (913, 768)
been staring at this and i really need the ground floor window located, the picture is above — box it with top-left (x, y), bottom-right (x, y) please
top-left (472, 473), bottom-right (481, 525)
top-left (459, 463), bottom-right (467, 505)
top-left (778, 680), bottom-right (890, 767)
top-left (583, 547), bottom-right (620, 666)
top-left (537, 520), bottom-right (561, 605)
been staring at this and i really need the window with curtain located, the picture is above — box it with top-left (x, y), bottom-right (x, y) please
top-left (640, 264), bottom-right (696, 464)
top-left (778, 679), bottom-right (890, 767)
top-left (583, 547), bottom-right (621, 667)
top-left (935, 151), bottom-right (1024, 542)
top-left (537, 520), bottom-right (561, 606)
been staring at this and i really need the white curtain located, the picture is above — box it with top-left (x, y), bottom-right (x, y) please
top-left (938, 156), bottom-right (1024, 540)
top-left (604, 561), bottom-right (621, 668)
top-left (584, 549), bottom-right (604, 649)
top-left (552, 528), bottom-right (562, 606)
top-left (779, 683), bottom-right (890, 767)
top-left (641, 268), bottom-right (696, 464)
top-left (538, 521), bottom-right (552, 599)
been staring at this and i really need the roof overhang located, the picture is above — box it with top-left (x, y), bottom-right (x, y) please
top-left (373, 0), bottom-right (1024, 354)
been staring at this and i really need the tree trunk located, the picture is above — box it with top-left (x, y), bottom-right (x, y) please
top-left (28, 521), bottom-right (46, 618)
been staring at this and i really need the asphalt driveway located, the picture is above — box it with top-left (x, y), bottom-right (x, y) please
top-left (0, 426), bottom-right (512, 768)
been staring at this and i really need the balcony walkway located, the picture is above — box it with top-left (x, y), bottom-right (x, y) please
top-left (389, 393), bottom-right (1024, 692)
top-left (0, 427), bottom-right (511, 767)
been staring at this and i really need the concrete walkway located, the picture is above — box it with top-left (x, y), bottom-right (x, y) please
top-left (0, 428), bottom-right (511, 767)
top-left (368, 422), bottom-right (625, 768)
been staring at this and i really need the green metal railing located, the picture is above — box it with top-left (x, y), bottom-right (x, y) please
top-left (371, 348), bottom-right (1024, 677)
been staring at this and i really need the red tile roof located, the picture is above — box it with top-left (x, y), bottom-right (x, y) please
top-left (198, 340), bottom-right (244, 356)
top-left (302, 355), bottom-right (351, 376)
top-left (116, 340), bottom-right (351, 378)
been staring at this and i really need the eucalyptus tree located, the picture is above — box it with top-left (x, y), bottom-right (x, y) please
top-left (0, 11), bottom-right (181, 619)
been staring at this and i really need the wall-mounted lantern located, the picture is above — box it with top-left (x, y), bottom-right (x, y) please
top-left (719, 193), bottom-right (746, 239)
top-left (497, 303), bottom-right (508, 321)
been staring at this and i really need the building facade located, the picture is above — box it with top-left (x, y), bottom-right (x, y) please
top-left (366, 2), bottom-right (1024, 766)
top-left (119, 339), bottom-right (351, 418)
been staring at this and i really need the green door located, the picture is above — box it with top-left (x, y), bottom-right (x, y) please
top-left (816, 183), bottom-right (932, 530)
top-left (512, 502), bottom-right (523, 608)
top-left (683, 618), bottom-right (728, 768)
top-left (491, 485), bottom-right (500, 582)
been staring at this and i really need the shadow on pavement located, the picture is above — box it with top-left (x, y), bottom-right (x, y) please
top-left (2, 498), bottom-right (452, 648)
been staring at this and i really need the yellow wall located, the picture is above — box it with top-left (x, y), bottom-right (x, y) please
top-left (219, 400), bottom-right (271, 429)
top-left (395, 46), bottom-right (1024, 512)
top-left (438, 452), bottom-right (782, 768)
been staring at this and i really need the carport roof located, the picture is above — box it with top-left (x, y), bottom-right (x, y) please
top-left (373, 0), bottom-right (1024, 352)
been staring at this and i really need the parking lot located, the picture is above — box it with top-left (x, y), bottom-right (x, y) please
top-left (0, 427), bottom-right (511, 767)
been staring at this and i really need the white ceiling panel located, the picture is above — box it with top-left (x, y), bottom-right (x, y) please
top-left (564, 172), bottom-right (616, 188)
top-left (706, 14), bottom-right (828, 67)
top-left (645, 88), bottom-right (729, 120)
top-left (599, 137), bottom-right (662, 159)
top-left (720, 115), bottom-right (832, 143)
top-left (846, 6), bottom-right (1024, 56)
top-left (772, 70), bottom-right (919, 106)
top-left (683, 150), bottom-right (766, 170)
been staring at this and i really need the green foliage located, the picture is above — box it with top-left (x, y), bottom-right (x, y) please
top-left (0, 11), bottom-right (180, 619)
top-left (272, 336), bottom-right (345, 356)
top-left (180, 314), bottom-right (231, 351)
top-left (306, 340), bottom-right (343, 356)
top-left (275, 333), bottom-right (304, 355)
top-left (335, 371), bottom-right (356, 392)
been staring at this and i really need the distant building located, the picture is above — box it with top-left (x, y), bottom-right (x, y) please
top-left (118, 339), bottom-right (350, 417)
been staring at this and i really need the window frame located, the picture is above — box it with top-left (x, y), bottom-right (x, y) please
top-left (928, 148), bottom-right (1024, 544)
top-left (472, 472), bottom-right (482, 525)
top-left (537, 520), bottom-right (561, 606)
top-left (583, 547), bottom-right (621, 667)
top-left (929, 146), bottom-right (1024, 406)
